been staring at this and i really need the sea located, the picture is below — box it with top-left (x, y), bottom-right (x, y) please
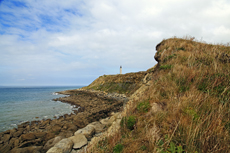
top-left (0, 86), bottom-right (83, 133)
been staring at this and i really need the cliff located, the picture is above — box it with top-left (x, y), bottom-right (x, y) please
top-left (85, 37), bottom-right (230, 152)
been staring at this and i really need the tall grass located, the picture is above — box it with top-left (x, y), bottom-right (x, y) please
top-left (88, 37), bottom-right (230, 152)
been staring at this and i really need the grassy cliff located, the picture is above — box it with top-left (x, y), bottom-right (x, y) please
top-left (82, 71), bottom-right (147, 96)
top-left (87, 37), bottom-right (230, 152)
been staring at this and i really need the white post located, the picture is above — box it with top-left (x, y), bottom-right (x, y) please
top-left (120, 66), bottom-right (122, 74)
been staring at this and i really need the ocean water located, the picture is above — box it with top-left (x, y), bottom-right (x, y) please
top-left (0, 86), bottom-right (83, 132)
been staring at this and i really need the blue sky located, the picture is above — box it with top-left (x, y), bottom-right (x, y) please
top-left (0, 0), bottom-right (230, 86)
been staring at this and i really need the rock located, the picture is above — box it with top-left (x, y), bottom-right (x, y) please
top-left (151, 103), bottom-right (162, 113)
top-left (13, 130), bottom-right (23, 138)
top-left (88, 121), bottom-right (105, 134)
top-left (43, 136), bottom-right (64, 152)
top-left (20, 133), bottom-right (35, 142)
top-left (68, 134), bottom-right (87, 149)
top-left (34, 132), bottom-right (46, 139)
top-left (44, 132), bottom-right (55, 141)
top-left (47, 147), bottom-right (64, 153)
top-left (2, 134), bottom-right (11, 143)
top-left (74, 125), bottom-right (95, 140)
top-left (52, 138), bottom-right (73, 153)
top-left (10, 129), bottom-right (17, 137)
top-left (67, 124), bottom-right (78, 132)
top-left (19, 138), bottom-right (42, 148)
top-left (51, 125), bottom-right (62, 133)
top-left (58, 131), bottom-right (73, 138)
top-left (0, 144), bottom-right (11, 153)
top-left (99, 117), bottom-right (110, 125)
top-left (10, 146), bottom-right (42, 153)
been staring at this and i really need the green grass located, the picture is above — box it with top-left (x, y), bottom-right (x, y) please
top-left (160, 64), bottom-right (172, 70)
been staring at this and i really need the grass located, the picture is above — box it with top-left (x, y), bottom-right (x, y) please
top-left (86, 37), bottom-right (230, 153)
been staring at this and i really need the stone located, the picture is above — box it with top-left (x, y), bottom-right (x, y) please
top-left (52, 125), bottom-right (62, 133)
top-left (43, 136), bottom-right (64, 152)
top-left (100, 117), bottom-right (110, 125)
top-left (34, 132), bottom-right (47, 139)
top-left (68, 134), bottom-right (87, 149)
top-left (151, 103), bottom-right (162, 113)
top-left (0, 144), bottom-right (11, 153)
top-left (19, 138), bottom-right (42, 148)
top-left (44, 132), bottom-right (55, 141)
top-left (20, 133), bottom-right (35, 142)
top-left (2, 134), bottom-right (11, 143)
top-left (58, 131), bottom-right (73, 138)
top-left (11, 146), bottom-right (42, 153)
top-left (10, 129), bottom-right (17, 137)
top-left (47, 147), bottom-right (64, 153)
top-left (54, 138), bottom-right (73, 153)
top-left (88, 121), bottom-right (105, 134)
top-left (13, 130), bottom-right (23, 138)
top-left (74, 125), bottom-right (95, 140)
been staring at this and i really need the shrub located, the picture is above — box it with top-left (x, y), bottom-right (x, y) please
top-left (127, 115), bottom-right (136, 130)
top-left (113, 143), bottom-right (124, 153)
top-left (137, 100), bottom-right (150, 113)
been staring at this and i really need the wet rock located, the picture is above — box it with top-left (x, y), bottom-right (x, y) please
top-left (69, 134), bottom-right (87, 149)
top-left (43, 136), bottom-right (64, 152)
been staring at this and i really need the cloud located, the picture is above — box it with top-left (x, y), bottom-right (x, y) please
top-left (0, 0), bottom-right (230, 86)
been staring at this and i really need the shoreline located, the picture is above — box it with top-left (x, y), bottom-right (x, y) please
top-left (0, 88), bottom-right (128, 152)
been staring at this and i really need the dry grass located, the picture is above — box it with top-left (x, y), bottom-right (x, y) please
top-left (89, 37), bottom-right (230, 153)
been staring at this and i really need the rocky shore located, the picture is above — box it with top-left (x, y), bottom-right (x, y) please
top-left (0, 89), bottom-right (128, 153)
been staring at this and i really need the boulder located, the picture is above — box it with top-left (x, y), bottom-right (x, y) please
top-left (18, 138), bottom-right (42, 148)
top-left (52, 138), bottom-right (73, 153)
top-left (68, 134), bottom-right (87, 149)
top-left (88, 121), bottom-right (105, 134)
top-left (43, 136), bottom-right (64, 152)
top-left (2, 134), bottom-right (11, 143)
top-left (20, 133), bottom-right (35, 142)
top-left (51, 125), bottom-right (62, 133)
top-left (34, 132), bottom-right (47, 139)
top-left (44, 132), bottom-right (55, 141)
top-left (58, 131), bottom-right (73, 138)
top-left (10, 146), bottom-right (42, 153)
top-left (47, 147), bottom-right (64, 153)
top-left (100, 117), bottom-right (111, 125)
top-left (13, 130), bottom-right (23, 138)
top-left (0, 144), bottom-right (11, 153)
top-left (74, 125), bottom-right (95, 140)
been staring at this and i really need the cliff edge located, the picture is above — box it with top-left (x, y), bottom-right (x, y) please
top-left (85, 37), bottom-right (230, 153)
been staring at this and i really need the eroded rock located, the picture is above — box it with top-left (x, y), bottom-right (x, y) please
top-left (68, 134), bottom-right (87, 150)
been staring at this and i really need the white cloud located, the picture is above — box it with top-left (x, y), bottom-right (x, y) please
top-left (0, 0), bottom-right (230, 85)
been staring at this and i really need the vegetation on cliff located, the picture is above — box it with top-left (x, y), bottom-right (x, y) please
top-left (89, 37), bottom-right (230, 152)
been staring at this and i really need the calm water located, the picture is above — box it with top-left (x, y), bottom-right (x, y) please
top-left (0, 86), bottom-right (83, 132)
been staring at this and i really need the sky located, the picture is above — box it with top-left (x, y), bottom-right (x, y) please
top-left (0, 0), bottom-right (230, 86)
